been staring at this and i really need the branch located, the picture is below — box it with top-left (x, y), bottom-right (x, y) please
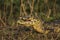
top-left (0, 18), bottom-right (7, 26)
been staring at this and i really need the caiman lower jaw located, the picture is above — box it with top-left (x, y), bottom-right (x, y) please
top-left (44, 30), bottom-right (50, 34)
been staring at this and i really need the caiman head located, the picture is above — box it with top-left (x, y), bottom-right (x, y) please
top-left (17, 16), bottom-right (36, 26)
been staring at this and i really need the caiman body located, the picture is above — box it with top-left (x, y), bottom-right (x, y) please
top-left (17, 16), bottom-right (50, 34)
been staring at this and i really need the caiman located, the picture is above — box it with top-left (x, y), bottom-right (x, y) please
top-left (17, 16), bottom-right (54, 34)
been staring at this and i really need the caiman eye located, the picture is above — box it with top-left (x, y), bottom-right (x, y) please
top-left (23, 19), bottom-right (26, 21)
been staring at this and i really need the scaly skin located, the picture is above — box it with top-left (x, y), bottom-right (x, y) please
top-left (17, 16), bottom-right (49, 34)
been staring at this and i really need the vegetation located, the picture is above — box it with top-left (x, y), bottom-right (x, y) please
top-left (0, 0), bottom-right (60, 40)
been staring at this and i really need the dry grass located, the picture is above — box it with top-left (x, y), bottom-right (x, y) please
top-left (0, 24), bottom-right (60, 40)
